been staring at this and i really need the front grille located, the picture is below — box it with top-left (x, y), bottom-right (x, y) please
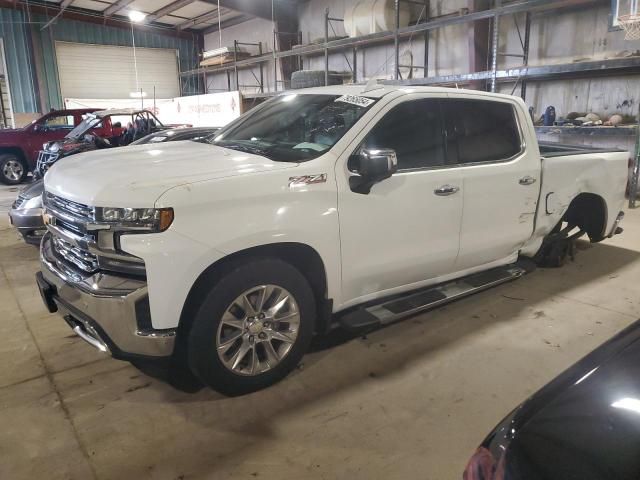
top-left (44, 192), bottom-right (94, 222)
top-left (36, 150), bottom-right (60, 177)
top-left (44, 192), bottom-right (98, 275)
top-left (44, 191), bottom-right (146, 278)
top-left (52, 235), bottom-right (99, 273)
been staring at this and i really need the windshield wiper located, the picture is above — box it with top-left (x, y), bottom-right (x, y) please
top-left (216, 142), bottom-right (275, 159)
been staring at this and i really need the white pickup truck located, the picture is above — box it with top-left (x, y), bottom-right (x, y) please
top-left (36, 85), bottom-right (628, 395)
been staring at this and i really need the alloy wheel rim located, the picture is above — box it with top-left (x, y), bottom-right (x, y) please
top-left (3, 160), bottom-right (23, 182)
top-left (216, 284), bottom-right (300, 376)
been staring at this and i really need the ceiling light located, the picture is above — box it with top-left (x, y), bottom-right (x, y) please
top-left (128, 10), bottom-right (147, 23)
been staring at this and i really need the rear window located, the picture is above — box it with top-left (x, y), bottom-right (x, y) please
top-left (442, 99), bottom-right (522, 164)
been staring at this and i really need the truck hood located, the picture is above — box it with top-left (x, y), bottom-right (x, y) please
top-left (44, 141), bottom-right (298, 207)
top-left (0, 128), bottom-right (27, 144)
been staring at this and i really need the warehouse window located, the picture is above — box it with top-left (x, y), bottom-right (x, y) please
top-left (361, 99), bottom-right (445, 171)
top-left (442, 99), bottom-right (522, 164)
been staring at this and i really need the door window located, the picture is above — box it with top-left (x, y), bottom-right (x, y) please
top-left (42, 114), bottom-right (75, 130)
top-left (360, 99), bottom-right (446, 171)
top-left (442, 99), bottom-right (522, 164)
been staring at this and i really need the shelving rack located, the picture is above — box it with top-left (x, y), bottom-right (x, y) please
top-left (178, 0), bottom-right (640, 206)
top-left (180, 0), bottom-right (639, 99)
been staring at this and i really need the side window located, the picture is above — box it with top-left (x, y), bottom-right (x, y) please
top-left (442, 99), bottom-right (522, 164)
top-left (361, 99), bottom-right (445, 170)
top-left (43, 114), bottom-right (74, 130)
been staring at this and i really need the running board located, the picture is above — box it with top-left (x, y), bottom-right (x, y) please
top-left (338, 265), bottom-right (527, 331)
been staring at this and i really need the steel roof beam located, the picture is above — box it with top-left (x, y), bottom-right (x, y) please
top-left (177, 7), bottom-right (228, 30)
top-left (103, 0), bottom-right (136, 17)
top-left (146, 0), bottom-right (197, 23)
top-left (41, 0), bottom-right (74, 29)
top-left (199, 0), bottom-right (297, 21)
top-left (201, 13), bottom-right (253, 33)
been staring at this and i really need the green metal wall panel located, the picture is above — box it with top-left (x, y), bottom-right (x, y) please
top-left (0, 7), bottom-right (201, 113)
top-left (0, 8), bottom-right (39, 113)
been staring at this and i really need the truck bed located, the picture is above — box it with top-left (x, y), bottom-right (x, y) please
top-left (539, 141), bottom-right (626, 158)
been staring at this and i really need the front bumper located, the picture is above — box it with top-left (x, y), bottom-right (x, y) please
top-left (38, 233), bottom-right (175, 360)
top-left (8, 206), bottom-right (46, 245)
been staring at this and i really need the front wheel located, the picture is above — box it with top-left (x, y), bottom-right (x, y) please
top-left (187, 258), bottom-right (316, 396)
top-left (0, 154), bottom-right (27, 185)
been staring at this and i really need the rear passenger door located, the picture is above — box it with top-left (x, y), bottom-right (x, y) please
top-left (442, 97), bottom-right (540, 271)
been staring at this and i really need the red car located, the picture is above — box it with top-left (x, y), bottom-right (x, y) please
top-left (0, 108), bottom-right (98, 185)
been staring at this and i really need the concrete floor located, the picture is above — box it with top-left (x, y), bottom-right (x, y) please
top-left (1, 183), bottom-right (639, 480)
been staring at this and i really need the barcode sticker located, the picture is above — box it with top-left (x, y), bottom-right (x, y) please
top-left (334, 94), bottom-right (375, 108)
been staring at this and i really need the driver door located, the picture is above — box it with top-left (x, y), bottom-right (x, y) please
top-left (336, 95), bottom-right (464, 306)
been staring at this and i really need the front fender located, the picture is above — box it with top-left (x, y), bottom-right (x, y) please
top-left (147, 165), bottom-right (341, 325)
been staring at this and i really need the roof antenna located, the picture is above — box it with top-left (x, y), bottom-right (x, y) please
top-left (362, 77), bottom-right (384, 93)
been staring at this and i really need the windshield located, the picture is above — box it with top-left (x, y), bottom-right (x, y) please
top-left (66, 114), bottom-right (102, 139)
top-left (208, 93), bottom-right (377, 162)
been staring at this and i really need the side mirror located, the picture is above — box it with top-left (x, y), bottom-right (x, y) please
top-left (33, 124), bottom-right (45, 133)
top-left (349, 148), bottom-right (398, 194)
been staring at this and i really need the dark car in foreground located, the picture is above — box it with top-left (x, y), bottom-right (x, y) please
top-left (463, 319), bottom-right (640, 480)
top-left (9, 126), bottom-right (219, 245)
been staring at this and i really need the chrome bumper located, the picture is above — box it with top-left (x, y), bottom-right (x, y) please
top-left (39, 233), bottom-right (175, 359)
top-left (8, 206), bottom-right (45, 245)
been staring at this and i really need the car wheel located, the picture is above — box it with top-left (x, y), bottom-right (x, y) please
top-left (187, 258), bottom-right (316, 396)
top-left (0, 154), bottom-right (27, 185)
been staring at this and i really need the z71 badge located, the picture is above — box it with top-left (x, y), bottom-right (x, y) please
top-left (288, 174), bottom-right (327, 188)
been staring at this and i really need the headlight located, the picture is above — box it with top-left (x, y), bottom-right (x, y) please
top-left (95, 207), bottom-right (174, 232)
top-left (22, 195), bottom-right (43, 210)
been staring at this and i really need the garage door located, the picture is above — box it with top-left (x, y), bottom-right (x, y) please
top-left (55, 42), bottom-right (180, 100)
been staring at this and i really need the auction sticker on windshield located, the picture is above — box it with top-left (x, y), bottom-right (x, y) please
top-left (335, 95), bottom-right (375, 108)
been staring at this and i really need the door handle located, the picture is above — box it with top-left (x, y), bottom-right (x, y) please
top-left (519, 176), bottom-right (537, 186)
top-left (434, 185), bottom-right (460, 196)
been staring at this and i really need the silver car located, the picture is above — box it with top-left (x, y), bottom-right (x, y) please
top-left (8, 179), bottom-right (45, 245)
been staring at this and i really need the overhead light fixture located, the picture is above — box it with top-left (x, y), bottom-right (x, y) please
top-left (128, 10), bottom-right (146, 23)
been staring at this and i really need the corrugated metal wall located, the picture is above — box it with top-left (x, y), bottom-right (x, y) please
top-left (0, 8), bottom-right (39, 113)
top-left (0, 7), bottom-right (201, 113)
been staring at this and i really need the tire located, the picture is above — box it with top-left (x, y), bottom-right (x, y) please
top-left (534, 221), bottom-right (581, 268)
top-left (187, 258), bottom-right (316, 396)
top-left (290, 70), bottom-right (342, 89)
top-left (0, 154), bottom-right (27, 185)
